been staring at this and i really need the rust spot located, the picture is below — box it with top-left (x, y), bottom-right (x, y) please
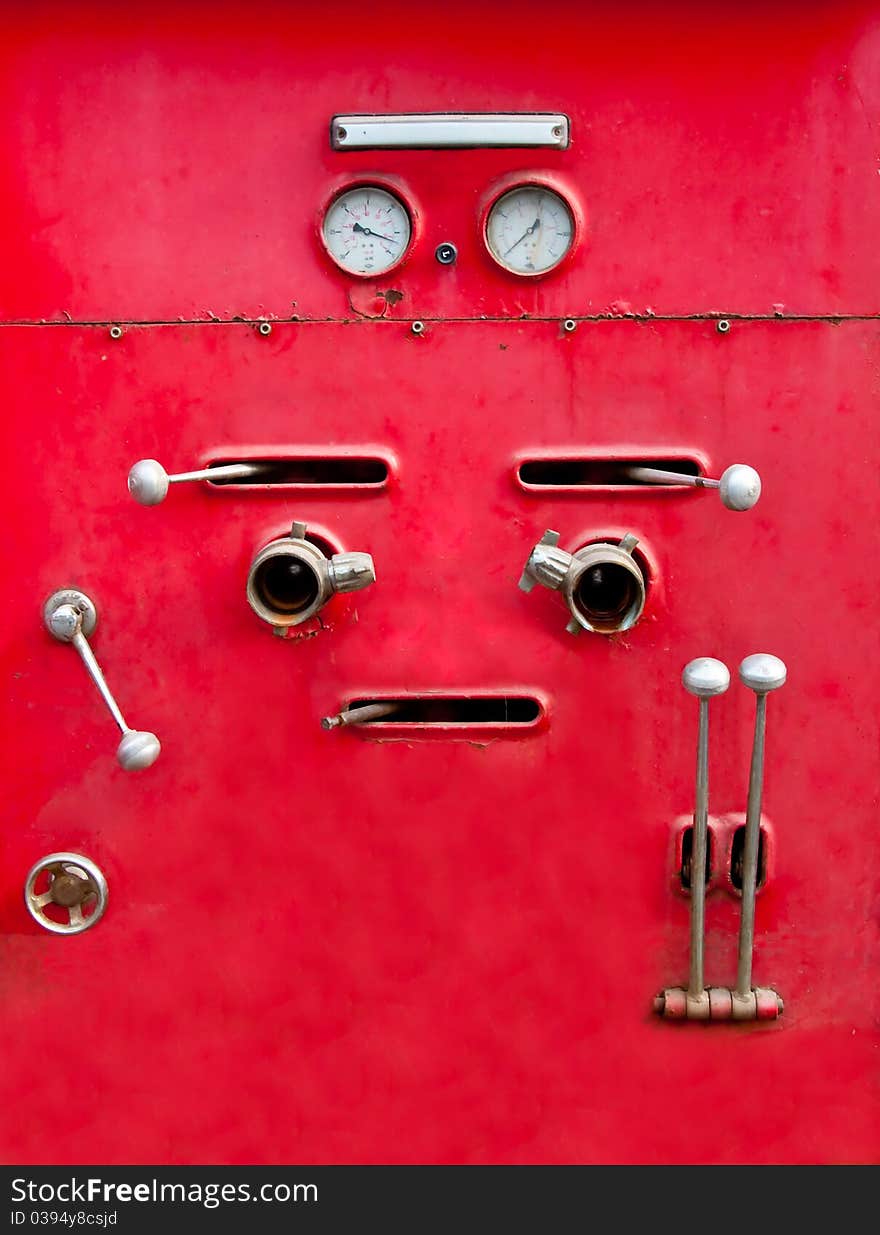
top-left (380, 288), bottom-right (404, 307)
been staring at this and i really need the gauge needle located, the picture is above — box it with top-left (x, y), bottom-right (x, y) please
top-left (503, 216), bottom-right (540, 258)
top-left (353, 221), bottom-right (397, 243)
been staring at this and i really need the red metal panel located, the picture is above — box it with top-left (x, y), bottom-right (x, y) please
top-left (1, 2), bottom-right (880, 320)
top-left (1, 1), bottom-right (878, 1165)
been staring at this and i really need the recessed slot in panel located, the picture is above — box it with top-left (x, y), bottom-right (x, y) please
top-left (206, 456), bottom-right (390, 489)
top-left (679, 824), bottom-right (714, 890)
top-left (730, 825), bottom-right (767, 892)
top-left (516, 457), bottom-right (703, 491)
top-left (341, 696), bottom-right (543, 728)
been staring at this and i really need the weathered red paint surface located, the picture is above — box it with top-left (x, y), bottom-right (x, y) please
top-left (0, 1), bottom-right (878, 1164)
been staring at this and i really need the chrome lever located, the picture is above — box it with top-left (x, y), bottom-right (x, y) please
top-left (732, 653), bottom-right (787, 1019)
top-left (128, 458), bottom-right (265, 505)
top-left (623, 463), bottom-right (761, 511)
top-left (43, 589), bottom-right (161, 771)
top-left (682, 658), bottom-right (730, 1018)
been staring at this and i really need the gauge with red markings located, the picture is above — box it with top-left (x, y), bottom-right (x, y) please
top-left (322, 185), bottom-right (412, 276)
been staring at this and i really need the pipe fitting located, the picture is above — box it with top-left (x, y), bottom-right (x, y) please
top-left (519, 531), bottom-right (646, 635)
top-left (247, 521), bottom-right (376, 628)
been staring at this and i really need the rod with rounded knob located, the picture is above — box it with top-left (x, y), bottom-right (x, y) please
top-left (623, 463), bottom-right (761, 511)
top-left (681, 657), bottom-right (730, 1018)
top-left (43, 589), bottom-right (161, 771)
top-left (128, 458), bottom-right (265, 506)
top-left (733, 653), bottom-right (787, 1018)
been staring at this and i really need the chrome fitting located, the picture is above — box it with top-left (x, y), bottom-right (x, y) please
top-left (519, 531), bottom-right (646, 635)
top-left (247, 521), bottom-right (376, 628)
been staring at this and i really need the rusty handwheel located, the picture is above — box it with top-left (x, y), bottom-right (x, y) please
top-left (24, 853), bottom-right (108, 935)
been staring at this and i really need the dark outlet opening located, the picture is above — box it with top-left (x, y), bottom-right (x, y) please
top-left (680, 826), bottom-right (714, 890)
top-left (574, 562), bottom-right (641, 627)
top-left (207, 457), bottom-right (389, 487)
top-left (730, 826), bottom-right (767, 891)
top-left (345, 696), bottom-right (542, 726)
top-left (517, 457), bottom-right (702, 488)
top-left (253, 556), bottom-right (321, 615)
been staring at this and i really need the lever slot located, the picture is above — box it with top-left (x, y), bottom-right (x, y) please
top-left (516, 457), bottom-right (702, 490)
top-left (207, 456), bottom-right (390, 488)
top-left (730, 824), bottom-right (767, 893)
top-left (332, 696), bottom-right (543, 728)
top-left (679, 825), bottom-right (715, 890)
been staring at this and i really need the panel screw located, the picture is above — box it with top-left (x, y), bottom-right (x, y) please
top-left (411, 320), bottom-right (425, 336)
top-left (716, 319), bottom-right (731, 334)
top-left (336, 126), bottom-right (347, 141)
top-left (109, 325), bottom-right (123, 339)
top-left (435, 242), bottom-right (458, 266)
top-left (563, 318), bottom-right (577, 333)
top-left (257, 321), bottom-right (272, 336)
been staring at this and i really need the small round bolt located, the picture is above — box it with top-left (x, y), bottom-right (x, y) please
top-left (682, 657), bottom-right (730, 699)
top-left (128, 458), bottom-right (170, 506)
top-left (109, 325), bottom-right (123, 340)
top-left (552, 125), bottom-right (564, 138)
top-left (257, 321), bottom-right (272, 336)
top-left (739, 654), bottom-right (787, 694)
top-left (336, 125), bottom-right (348, 141)
top-left (411, 320), bottom-right (425, 336)
top-left (116, 730), bottom-right (161, 771)
top-left (716, 319), bottom-right (731, 334)
top-left (562, 318), bottom-right (577, 333)
top-left (718, 464), bottom-right (761, 511)
top-left (435, 242), bottom-right (457, 266)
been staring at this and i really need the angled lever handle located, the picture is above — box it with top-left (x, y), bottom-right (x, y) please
top-left (128, 458), bottom-right (265, 505)
top-left (43, 589), bottom-right (161, 771)
top-left (623, 463), bottom-right (761, 511)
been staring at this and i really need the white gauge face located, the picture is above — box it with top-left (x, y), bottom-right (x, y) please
top-left (485, 185), bottom-right (575, 275)
top-left (322, 186), bottom-right (412, 276)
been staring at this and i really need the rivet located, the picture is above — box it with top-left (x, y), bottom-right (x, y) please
top-left (257, 321), bottom-right (272, 336)
top-left (109, 325), bottom-right (123, 340)
top-left (716, 319), bottom-right (731, 334)
top-left (411, 320), bottom-right (425, 336)
top-left (563, 318), bottom-right (577, 333)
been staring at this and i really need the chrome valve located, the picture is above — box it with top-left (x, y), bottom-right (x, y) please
top-left (24, 853), bottom-right (108, 935)
top-left (519, 531), bottom-right (646, 634)
top-left (247, 521), bottom-right (376, 629)
top-left (128, 458), bottom-right (265, 505)
top-left (623, 463), bottom-right (761, 511)
top-left (43, 589), bottom-right (161, 771)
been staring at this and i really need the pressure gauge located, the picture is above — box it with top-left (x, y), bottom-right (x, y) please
top-left (322, 185), bottom-right (412, 276)
top-left (485, 185), bottom-right (575, 275)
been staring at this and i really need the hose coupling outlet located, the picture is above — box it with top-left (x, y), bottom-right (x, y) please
top-left (247, 521), bottom-right (376, 628)
top-left (519, 530), bottom-right (647, 635)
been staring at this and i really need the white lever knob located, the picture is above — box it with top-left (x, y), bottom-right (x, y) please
top-left (43, 589), bottom-right (161, 771)
top-left (128, 458), bottom-right (264, 505)
top-left (624, 463), bottom-right (761, 511)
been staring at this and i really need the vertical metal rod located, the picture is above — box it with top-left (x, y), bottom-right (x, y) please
top-left (71, 629), bottom-right (129, 735)
top-left (736, 693), bottom-right (767, 997)
top-left (688, 697), bottom-right (710, 997)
